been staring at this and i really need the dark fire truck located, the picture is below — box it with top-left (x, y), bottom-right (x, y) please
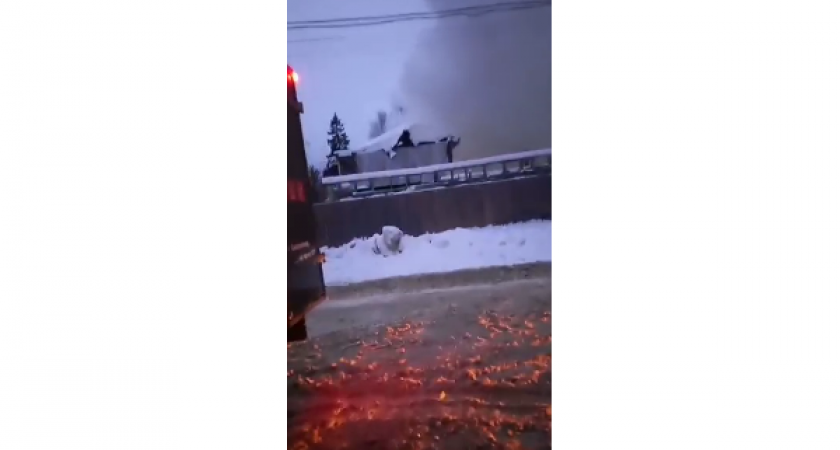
top-left (287, 65), bottom-right (327, 342)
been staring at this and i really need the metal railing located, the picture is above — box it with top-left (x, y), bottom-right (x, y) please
top-left (320, 148), bottom-right (551, 201)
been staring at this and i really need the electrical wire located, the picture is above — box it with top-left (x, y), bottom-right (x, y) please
top-left (287, 0), bottom-right (550, 31)
top-left (289, 1), bottom-right (547, 25)
top-left (288, 36), bottom-right (343, 44)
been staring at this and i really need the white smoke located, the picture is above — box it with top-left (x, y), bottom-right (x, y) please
top-left (397, 0), bottom-right (552, 161)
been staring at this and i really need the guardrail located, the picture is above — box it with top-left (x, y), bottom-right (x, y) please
top-left (320, 148), bottom-right (551, 201)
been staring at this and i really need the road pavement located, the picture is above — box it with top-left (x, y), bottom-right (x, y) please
top-left (288, 266), bottom-right (552, 450)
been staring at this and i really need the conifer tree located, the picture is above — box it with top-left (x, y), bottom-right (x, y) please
top-left (326, 113), bottom-right (350, 153)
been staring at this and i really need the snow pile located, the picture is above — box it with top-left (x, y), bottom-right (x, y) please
top-left (373, 226), bottom-right (405, 256)
top-left (322, 220), bottom-right (551, 286)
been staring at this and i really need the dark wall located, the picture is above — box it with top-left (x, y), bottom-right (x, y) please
top-left (314, 175), bottom-right (551, 247)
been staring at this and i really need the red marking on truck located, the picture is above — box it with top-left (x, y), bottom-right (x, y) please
top-left (288, 180), bottom-right (307, 203)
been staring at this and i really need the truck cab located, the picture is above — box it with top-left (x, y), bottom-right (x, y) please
top-left (287, 64), bottom-right (327, 342)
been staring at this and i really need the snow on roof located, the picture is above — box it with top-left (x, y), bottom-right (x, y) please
top-left (331, 149), bottom-right (354, 158)
top-left (351, 122), bottom-right (459, 155)
top-left (351, 123), bottom-right (414, 154)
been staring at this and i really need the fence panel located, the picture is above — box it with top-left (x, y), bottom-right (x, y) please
top-left (314, 175), bottom-right (551, 248)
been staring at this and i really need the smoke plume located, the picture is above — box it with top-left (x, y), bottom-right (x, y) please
top-left (398, 0), bottom-right (552, 161)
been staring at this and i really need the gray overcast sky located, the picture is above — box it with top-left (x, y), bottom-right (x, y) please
top-left (288, 0), bottom-right (431, 166)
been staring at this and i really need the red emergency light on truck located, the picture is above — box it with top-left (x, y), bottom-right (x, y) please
top-left (287, 64), bottom-right (327, 342)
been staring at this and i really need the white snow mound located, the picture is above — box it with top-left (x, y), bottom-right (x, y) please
top-left (373, 226), bottom-right (405, 256)
top-left (321, 220), bottom-right (551, 286)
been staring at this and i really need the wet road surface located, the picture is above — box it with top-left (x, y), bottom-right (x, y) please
top-left (288, 275), bottom-right (552, 450)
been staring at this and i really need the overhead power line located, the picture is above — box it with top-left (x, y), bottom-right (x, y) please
top-left (289, 1), bottom-right (548, 26)
top-left (287, 0), bottom-right (551, 31)
top-left (287, 36), bottom-right (343, 44)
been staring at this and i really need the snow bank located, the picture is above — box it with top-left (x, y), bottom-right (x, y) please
top-left (322, 220), bottom-right (551, 286)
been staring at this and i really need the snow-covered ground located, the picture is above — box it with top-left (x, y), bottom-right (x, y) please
top-left (321, 220), bottom-right (551, 286)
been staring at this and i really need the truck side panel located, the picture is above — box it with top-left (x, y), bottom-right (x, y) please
top-left (287, 72), bottom-right (326, 328)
